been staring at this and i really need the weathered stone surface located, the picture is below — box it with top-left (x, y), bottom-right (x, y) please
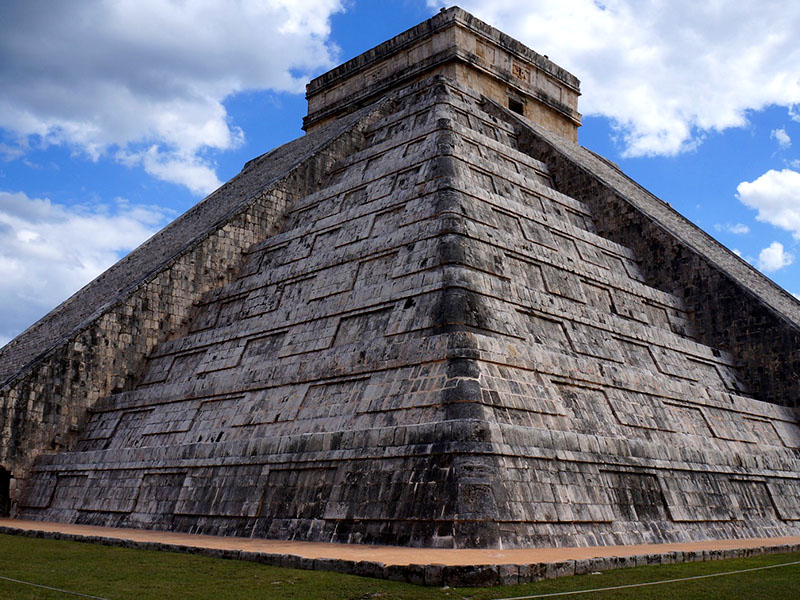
top-left (352, 560), bottom-right (386, 579)
top-left (496, 98), bottom-right (800, 408)
top-left (498, 564), bottom-right (521, 585)
top-left (0, 98), bottom-right (395, 490)
top-left (2, 7), bottom-right (799, 553)
top-left (573, 559), bottom-right (591, 576)
top-left (383, 564), bottom-right (408, 582)
top-left (424, 563), bottom-right (446, 587)
top-left (590, 557), bottom-right (615, 572)
top-left (443, 564), bottom-right (499, 587)
top-left (305, 7), bottom-right (580, 140)
top-left (527, 562), bottom-right (548, 583)
top-left (406, 564), bottom-right (427, 586)
top-left (545, 561), bottom-right (576, 579)
top-left (611, 555), bottom-right (637, 569)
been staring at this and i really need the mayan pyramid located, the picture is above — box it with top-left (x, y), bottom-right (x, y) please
top-left (1, 8), bottom-right (799, 549)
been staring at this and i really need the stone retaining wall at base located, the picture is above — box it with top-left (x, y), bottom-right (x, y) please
top-left (1, 525), bottom-right (798, 587)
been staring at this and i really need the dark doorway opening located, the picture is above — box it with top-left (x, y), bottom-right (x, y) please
top-left (508, 97), bottom-right (524, 115)
top-left (0, 468), bottom-right (10, 517)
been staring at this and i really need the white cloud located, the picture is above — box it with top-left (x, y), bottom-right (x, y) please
top-left (430, 1), bottom-right (800, 157)
top-left (0, 0), bottom-right (344, 193)
top-left (117, 147), bottom-right (223, 196)
top-left (772, 128), bottom-right (792, 148)
top-left (0, 142), bottom-right (25, 161)
top-left (728, 223), bottom-right (750, 235)
top-left (732, 248), bottom-right (743, 257)
top-left (757, 241), bottom-right (794, 273)
top-left (0, 190), bottom-right (172, 342)
top-left (737, 169), bottom-right (800, 237)
top-left (714, 223), bottom-right (750, 235)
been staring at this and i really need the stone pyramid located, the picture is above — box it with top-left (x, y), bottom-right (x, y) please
top-left (2, 8), bottom-right (800, 549)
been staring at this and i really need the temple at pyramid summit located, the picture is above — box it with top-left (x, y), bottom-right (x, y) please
top-left (1, 7), bottom-right (800, 549)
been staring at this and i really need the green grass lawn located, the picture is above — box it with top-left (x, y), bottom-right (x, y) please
top-left (0, 533), bottom-right (798, 599)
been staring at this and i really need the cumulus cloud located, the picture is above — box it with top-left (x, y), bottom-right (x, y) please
top-left (757, 241), bottom-right (794, 273)
top-left (737, 169), bottom-right (800, 237)
top-left (714, 223), bottom-right (750, 235)
top-left (430, 0), bottom-right (800, 157)
top-left (116, 147), bottom-right (223, 196)
top-left (0, 190), bottom-right (172, 343)
top-left (0, 0), bottom-right (343, 194)
top-left (771, 128), bottom-right (791, 148)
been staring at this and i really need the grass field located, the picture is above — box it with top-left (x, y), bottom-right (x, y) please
top-left (0, 533), bottom-right (798, 599)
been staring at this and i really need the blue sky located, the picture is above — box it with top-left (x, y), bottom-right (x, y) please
top-left (1, 0), bottom-right (800, 347)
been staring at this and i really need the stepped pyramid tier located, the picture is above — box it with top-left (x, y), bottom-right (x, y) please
top-left (1, 7), bottom-right (799, 547)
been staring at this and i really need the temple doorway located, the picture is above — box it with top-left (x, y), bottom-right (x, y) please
top-left (0, 468), bottom-right (10, 517)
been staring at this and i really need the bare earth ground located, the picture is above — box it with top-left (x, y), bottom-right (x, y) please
top-left (2, 518), bottom-right (798, 566)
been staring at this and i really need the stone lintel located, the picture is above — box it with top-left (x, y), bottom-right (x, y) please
top-left (303, 6), bottom-right (581, 140)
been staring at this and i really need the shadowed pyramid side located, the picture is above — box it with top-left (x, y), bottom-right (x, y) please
top-left (422, 82), bottom-right (800, 547)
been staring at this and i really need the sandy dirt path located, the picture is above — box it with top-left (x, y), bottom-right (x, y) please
top-left (2, 518), bottom-right (798, 566)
